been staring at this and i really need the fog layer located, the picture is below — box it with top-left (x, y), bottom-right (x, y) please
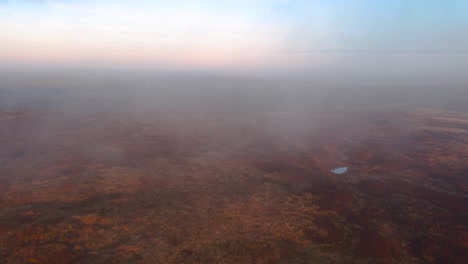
top-left (1, 66), bottom-right (467, 113)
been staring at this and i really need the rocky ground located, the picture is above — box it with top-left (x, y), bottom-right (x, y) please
top-left (0, 108), bottom-right (467, 263)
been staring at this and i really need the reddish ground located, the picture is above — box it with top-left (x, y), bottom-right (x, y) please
top-left (0, 108), bottom-right (467, 263)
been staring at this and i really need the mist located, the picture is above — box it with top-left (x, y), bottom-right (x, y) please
top-left (1, 1), bottom-right (468, 263)
top-left (1, 57), bottom-right (467, 113)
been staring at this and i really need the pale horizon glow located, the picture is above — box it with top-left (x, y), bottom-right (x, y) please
top-left (0, 0), bottom-right (293, 69)
top-left (1, 0), bottom-right (467, 73)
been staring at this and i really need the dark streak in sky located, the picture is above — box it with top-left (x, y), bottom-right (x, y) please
top-left (280, 50), bottom-right (468, 54)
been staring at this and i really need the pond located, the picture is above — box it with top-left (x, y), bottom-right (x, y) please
top-left (331, 167), bottom-right (348, 174)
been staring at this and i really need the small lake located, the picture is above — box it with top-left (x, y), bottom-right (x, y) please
top-left (331, 167), bottom-right (348, 174)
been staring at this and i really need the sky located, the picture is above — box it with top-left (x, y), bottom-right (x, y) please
top-left (0, 0), bottom-right (467, 73)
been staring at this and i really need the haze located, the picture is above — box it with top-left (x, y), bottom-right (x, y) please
top-left (1, 1), bottom-right (468, 264)
top-left (1, 0), bottom-right (467, 72)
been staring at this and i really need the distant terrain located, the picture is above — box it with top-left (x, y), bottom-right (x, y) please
top-left (1, 105), bottom-right (467, 263)
top-left (2, 0), bottom-right (468, 261)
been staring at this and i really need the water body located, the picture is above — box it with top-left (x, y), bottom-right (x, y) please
top-left (331, 167), bottom-right (348, 174)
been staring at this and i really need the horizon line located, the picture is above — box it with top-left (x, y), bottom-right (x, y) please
top-left (279, 49), bottom-right (468, 54)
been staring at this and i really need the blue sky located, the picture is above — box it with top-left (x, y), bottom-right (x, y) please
top-left (0, 0), bottom-right (467, 71)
